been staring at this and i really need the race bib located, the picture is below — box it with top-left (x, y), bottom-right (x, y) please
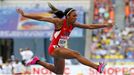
top-left (58, 38), bottom-right (67, 47)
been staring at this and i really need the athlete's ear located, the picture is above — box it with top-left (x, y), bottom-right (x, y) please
top-left (65, 16), bottom-right (69, 19)
top-left (67, 16), bottom-right (69, 18)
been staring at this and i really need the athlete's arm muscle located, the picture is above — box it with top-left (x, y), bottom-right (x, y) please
top-left (73, 22), bottom-right (113, 29)
top-left (16, 8), bottom-right (60, 24)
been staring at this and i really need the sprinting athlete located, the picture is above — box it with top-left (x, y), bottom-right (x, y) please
top-left (16, 3), bottom-right (112, 74)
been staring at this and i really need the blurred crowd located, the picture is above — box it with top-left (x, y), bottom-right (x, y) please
top-left (0, 48), bottom-right (34, 75)
top-left (91, 0), bottom-right (134, 60)
top-left (0, 56), bottom-right (30, 75)
top-left (91, 28), bottom-right (134, 60)
top-left (93, 0), bottom-right (115, 34)
top-left (93, 0), bottom-right (115, 25)
top-left (125, 0), bottom-right (134, 27)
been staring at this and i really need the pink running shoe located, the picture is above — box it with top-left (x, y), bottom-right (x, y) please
top-left (97, 62), bottom-right (106, 73)
top-left (26, 56), bottom-right (39, 66)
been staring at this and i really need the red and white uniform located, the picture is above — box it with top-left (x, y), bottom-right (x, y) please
top-left (48, 19), bottom-right (74, 54)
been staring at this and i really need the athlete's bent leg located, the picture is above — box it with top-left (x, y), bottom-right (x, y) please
top-left (51, 47), bottom-right (105, 73)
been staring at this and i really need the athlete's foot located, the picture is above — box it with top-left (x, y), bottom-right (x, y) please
top-left (97, 62), bottom-right (106, 73)
top-left (25, 56), bottom-right (39, 66)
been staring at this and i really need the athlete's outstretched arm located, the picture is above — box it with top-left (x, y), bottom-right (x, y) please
top-left (74, 22), bottom-right (113, 29)
top-left (16, 8), bottom-right (58, 24)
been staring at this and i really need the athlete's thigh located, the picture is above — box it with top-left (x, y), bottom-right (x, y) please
top-left (54, 57), bottom-right (65, 74)
top-left (54, 47), bottom-right (80, 59)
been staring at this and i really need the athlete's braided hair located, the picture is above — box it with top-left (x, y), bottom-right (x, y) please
top-left (48, 2), bottom-right (75, 18)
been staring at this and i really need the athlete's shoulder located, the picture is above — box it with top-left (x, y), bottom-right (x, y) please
top-left (73, 22), bottom-right (81, 26)
top-left (53, 18), bottom-right (63, 23)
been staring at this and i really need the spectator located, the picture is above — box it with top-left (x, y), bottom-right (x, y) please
top-left (13, 59), bottom-right (26, 75)
top-left (19, 48), bottom-right (34, 65)
top-left (2, 59), bottom-right (13, 74)
top-left (0, 56), bottom-right (3, 65)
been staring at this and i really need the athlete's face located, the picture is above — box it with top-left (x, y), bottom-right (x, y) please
top-left (68, 11), bottom-right (77, 24)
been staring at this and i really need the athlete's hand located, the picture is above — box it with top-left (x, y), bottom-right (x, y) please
top-left (107, 23), bottom-right (114, 27)
top-left (104, 23), bottom-right (113, 27)
top-left (16, 8), bottom-right (25, 16)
